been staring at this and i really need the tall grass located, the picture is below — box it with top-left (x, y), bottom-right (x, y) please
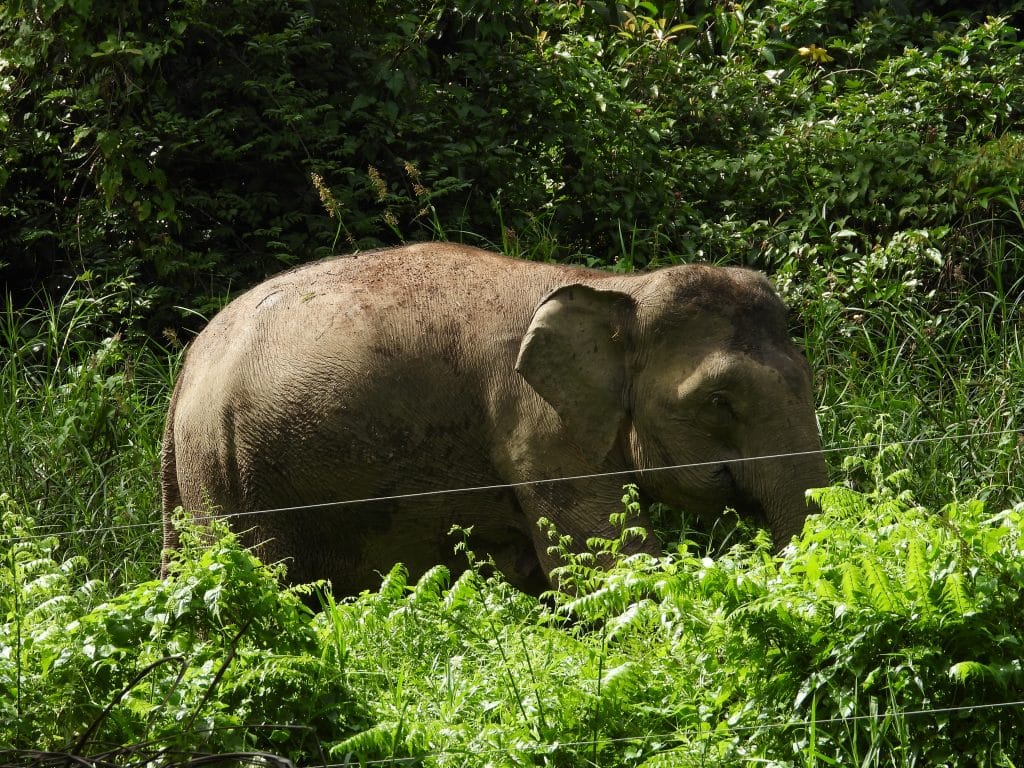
top-left (791, 236), bottom-right (1024, 513)
top-left (0, 291), bottom-right (175, 587)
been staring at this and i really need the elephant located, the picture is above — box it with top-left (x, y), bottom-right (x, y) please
top-left (161, 243), bottom-right (828, 595)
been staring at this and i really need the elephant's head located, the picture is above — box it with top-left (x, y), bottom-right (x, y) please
top-left (515, 265), bottom-right (828, 549)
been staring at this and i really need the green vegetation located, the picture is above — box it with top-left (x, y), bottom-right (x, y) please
top-left (2, 0), bottom-right (1024, 765)
top-left (5, 481), bottom-right (1024, 764)
top-left (0, 294), bottom-right (169, 586)
top-left (4, 0), bottom-right (1022, 330)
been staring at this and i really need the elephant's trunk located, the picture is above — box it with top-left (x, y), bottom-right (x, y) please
top-left (757, 448), bottom-right (829, 550)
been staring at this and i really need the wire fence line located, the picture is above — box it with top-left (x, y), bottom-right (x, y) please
top-left (3, 425), bottom-right (1023, 547)
top-left (3, 428), bottom-right (1024, 767)
top-left (315, 697), bottom-right (1024, 768)
top-left (4, 697), bottom-right (1021, 768)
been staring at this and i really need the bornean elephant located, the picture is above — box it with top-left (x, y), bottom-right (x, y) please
top-left (161, 243), bottom-right (828, 594)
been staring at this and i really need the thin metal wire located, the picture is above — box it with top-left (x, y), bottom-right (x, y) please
top-left (5, 698), bottom-right (1020, 768)
top-left (3, 426), bottom-right (1022, 545)
top-left (314, 698), bottom-right (1024, 767)
top-left (3, 428), bottom-right (1024, 765)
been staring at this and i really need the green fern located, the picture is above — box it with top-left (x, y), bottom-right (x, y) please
top-left (859, 556), bottom-right (902, 613)
top-left (940, 571), bottom-right (974, 619)
top-left (840, 560), bottom-right (862, 606)
top-left (378, 562), bottom-right (410, 600)
top-left (411, 564), bottom-right (450, 604)
top-left (598, 660), bottom-right (643, 701)
top-left (328, 721), bottom-right (404, 761)
top-left (605, 599), bottom-right (660, 641)
top-left (903, 538), bottom-right (933, 615)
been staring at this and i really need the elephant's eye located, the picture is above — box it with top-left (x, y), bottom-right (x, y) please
top-left (709, 393), bottom-right (737, 421)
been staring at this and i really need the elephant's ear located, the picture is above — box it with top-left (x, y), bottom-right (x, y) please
top-left (515, 284), bottom-right (634, 462)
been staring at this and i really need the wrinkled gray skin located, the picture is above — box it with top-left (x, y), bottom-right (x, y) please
top-left (161, 244), bottom-right (828, 594)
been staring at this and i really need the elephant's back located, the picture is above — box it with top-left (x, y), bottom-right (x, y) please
top-left (168, 243), bottom-right (560, 528)
top-left (183, 244), bottom-right (604, 376)
top-left (171, 243), bottom-right (618, 457)
top-left (222, 242), bottom-right (585, 302)
top-left (169, 246), bottom-right (556, 483)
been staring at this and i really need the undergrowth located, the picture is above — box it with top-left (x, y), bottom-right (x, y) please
top-left (779, 225), bottom-right (1024, 514)
top-left (3, 469), bottom-right (1024, 766)
top-left (0, 290), bottom-right (173, 588)
top-left (0, 497), bottom-right (365, 759)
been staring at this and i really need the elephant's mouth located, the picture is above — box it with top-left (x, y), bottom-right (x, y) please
top-left (715, 463), bottom-right (769, 528)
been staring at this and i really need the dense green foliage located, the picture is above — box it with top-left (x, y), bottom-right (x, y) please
top-left (3, 0), bottom-right (1024, 765)
top-left (2, 0), bottom-right (1023, 331)
top-left (0, 294), bottom-right (168, 583)
top-left (1, 498), bottom-right (365, 756)
top-left (4, 480), bottom-right (1024, 765)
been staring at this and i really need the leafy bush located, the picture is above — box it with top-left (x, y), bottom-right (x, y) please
top-left (0, 496), bottom-right (365, 759)
top-left (544, 472), bottom-right (1024, 765)
top-left (3, 1), bottom-right (1022, 333)
top-left (282, 474), bottom-right (1024, 766)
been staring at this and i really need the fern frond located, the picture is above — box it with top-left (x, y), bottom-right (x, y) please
top-left (813, 485), bottom-right (867, 521)
top-left (940, 571), bottom-right (974, 619)
top-left (378, 562), bottom-right (409, 599)
top-left (904, 539), bottom-right (932, 610)
top-left (599, 660), bottom-right (642, 700)
top-left (606, 599), bottom-right (658, 641)
top-left (443, 568), bottom-right (481, 611)
top-left (803, 549), bottom-right (823, 583)
top-left (859, 557), bottom-right (901, 613)
top-left (813, 574), bottom-right (842, 604)
top-left (840, 560), bottom-right (862, 605)
top-left (411, 564), bottom-right (450, 604)
top-left (329, 721), bottom-right (402, 760)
